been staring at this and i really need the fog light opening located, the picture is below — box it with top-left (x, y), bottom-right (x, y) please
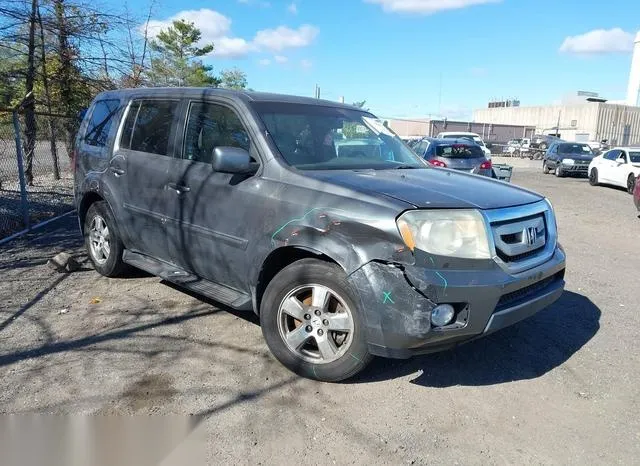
top-left (431, 304), bottom-right (456, 327)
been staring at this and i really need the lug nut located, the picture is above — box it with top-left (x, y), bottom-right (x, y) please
top-left (304, 314), bottom-right (311, 320)
top-left (317, 329), bottom-right (324, 336)
top-left (323, 319), bottom-right (329, 326)
top-left (314, 309), bottom-right (322, 316)
top-left (305, 325), bottom-right (313, 332)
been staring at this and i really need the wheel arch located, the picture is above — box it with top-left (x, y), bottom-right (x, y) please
top-left (78, 191), bottom-right (106, 233)
top-left (253, 246), bottom-right (343, 315)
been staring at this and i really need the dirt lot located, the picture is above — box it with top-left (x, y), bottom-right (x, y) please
top-left (1, 157), bottom-right (639, 465)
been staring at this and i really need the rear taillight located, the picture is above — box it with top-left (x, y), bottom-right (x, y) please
top-left (479, 160), bottom-right (492, 170)
top-left (428, 159), bottom-right (447, 168)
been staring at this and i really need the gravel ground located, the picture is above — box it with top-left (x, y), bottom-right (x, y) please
top-left (1, 159), bottom-right (639, 465)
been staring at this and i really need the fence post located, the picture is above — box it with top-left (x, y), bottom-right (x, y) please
top-left (12, 110), bottom-right (30, 229)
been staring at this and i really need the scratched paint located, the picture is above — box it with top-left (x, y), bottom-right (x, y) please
top-left (270, 207), bottom-right (378, 246)
top-left (429, 256), bottom-right (448, 293)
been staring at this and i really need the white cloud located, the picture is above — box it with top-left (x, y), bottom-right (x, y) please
top-left (145, 9), bottom-right (318, 59)
top-left (258, 58), bottom-right (271, 66)
top-left (253, 25), bottom-right (319, 52)
top-left (146, 9), bottom-right (231, 40)
top-left (274, 55), bottom-right (288, 63)
top-left (215, 37), bottom-right (254, 57)
top-left (300, 59), bottom-right (313, 69)
top-left (559, 28), bottom-right (635, 55)
top-left (288, 2), bottom-right (298, 14)
top-left (364, 0), bottom-right (500, 14)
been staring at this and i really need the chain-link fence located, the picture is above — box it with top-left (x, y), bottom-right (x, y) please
top-left (0, 110), bottom-right (75, 240)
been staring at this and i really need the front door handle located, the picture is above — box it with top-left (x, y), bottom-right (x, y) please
top-left (110, 167), bottom-right (125, 176)
top-left (167, 182), bottom-right (191, 194)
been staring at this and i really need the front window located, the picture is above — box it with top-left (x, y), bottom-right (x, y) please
top-left (252, 102), bottom-right (426, 170)
top-left (629, 151), bottom-right (640, 163)
top-left (557, 143), bottom-right (593, 155)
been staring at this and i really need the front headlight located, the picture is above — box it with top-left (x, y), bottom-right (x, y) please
top-left (562, 158), bottom-right (575, 165)
top-left (396, 210), bottom-right (491, 259)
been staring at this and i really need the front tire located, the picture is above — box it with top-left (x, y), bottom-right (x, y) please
top-left (260, 259), bottom-right (372, 382)
top-left (84, 201), bottom-right (126, 277)
top-left (543, 161), bottom-right (550, 174)
top-left (589, 168), bottom-right (599, 186)
top-left (555, 165), bottom-right (564, 177)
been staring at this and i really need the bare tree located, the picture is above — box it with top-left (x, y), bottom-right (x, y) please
top-left (23, 0), bottom-right (38, 185)
top-left (37, 0), bottom-right (60, 179)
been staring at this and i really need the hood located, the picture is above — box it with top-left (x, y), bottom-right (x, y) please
top-left (305, 168), bottom-right (542, 210)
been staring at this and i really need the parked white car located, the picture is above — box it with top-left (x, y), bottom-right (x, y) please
top-left (588, 147), bottom-right (640, 194)
top-left (436, 131), bottom-right (492, 159)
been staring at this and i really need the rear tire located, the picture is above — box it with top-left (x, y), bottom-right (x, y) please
top-left (589, 168), bottom-right (599, 186)
top-left (628, 174), bottom-right (636, 194)
top-left (84, 201), bottom-right (127, 277)
top-left (260, 259), bottom-right (372, 382)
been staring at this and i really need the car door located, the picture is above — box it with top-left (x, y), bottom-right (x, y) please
top-left (167, 99), bottom-right (262, 290)
top-left (599, 149), bottom-right (620, 183)
top-left (611, 150), bottom-right (629, 187)
top-left (545, 144), bottom-right (558, 169)
top-left (113, 98), bottom-right (181, 262)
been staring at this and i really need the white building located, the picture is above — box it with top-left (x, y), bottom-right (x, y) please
top-left (473, 99), bottom-right (640, 146)
top-left (474, 31), bottom-right (640, 146)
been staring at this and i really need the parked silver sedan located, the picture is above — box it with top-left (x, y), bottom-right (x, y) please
top-left (412, 137), bottom-right (493, 177)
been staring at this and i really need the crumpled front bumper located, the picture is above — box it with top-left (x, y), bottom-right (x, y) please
top-left (347, 246), bottom-right (566, 359)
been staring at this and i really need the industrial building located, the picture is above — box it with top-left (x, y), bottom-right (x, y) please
top-left (386, 118), bottom-right (534, 144)
top-left (474, 31), bottom-right (640, 146)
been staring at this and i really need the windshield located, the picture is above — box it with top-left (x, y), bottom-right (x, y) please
top-left (557, 143), bottom-right (593, 155)
top-left (252, 102), bottom-right (426, 170)
top-left (435, 143), bottom-right (485, 158)
top-left (630, 151), bottom-right (640, 163)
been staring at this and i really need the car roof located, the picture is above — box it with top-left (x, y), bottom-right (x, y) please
top-left (438, 131), bottom-right (480, 136)
top-left (430, 137), bottom-right (480, 145)
top-left (93, 87), bottom-right (363, 111)
top-left (612, 146), bottom-right (640, 150)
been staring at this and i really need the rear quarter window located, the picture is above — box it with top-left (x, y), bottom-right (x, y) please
top-left (83, 99), bottom-right (120, 147)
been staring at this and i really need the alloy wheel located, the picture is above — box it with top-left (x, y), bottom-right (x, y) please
top-left (89, 215), bottom-right (111, 264)
top-left (277, 284), bottom-right (354, 364)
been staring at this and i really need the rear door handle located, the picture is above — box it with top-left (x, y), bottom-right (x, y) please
top-left (167, 182), bottom-right (191, 194)
top-left (110, 167), bottom-right (125, 176)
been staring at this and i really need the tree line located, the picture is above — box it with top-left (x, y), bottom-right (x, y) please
top-left (0, 0), bottom-right (248, 183)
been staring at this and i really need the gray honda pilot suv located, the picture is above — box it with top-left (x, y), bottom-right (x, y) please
top-left (74, 88), bottom-right (566, 381)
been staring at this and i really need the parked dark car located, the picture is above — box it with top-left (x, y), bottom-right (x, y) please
top-left (412, 138), bottom-right (493, 177)
top-left (74, 88), bottom-right (566, 382)
top-left (543, 142), bottom-right (594, 177)
top-left (531, 134), bottom-right (563, 150)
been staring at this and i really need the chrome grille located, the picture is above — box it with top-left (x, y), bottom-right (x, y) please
top-left (482, 201), bottom-right (557, 273)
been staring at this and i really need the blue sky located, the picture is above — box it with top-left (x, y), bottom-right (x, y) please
top-left (137, 0), bottom-right (640, 119)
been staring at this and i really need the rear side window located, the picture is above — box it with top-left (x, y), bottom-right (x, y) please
top-left (84, 99), bottom-right (119, 147)
top-left (120, 100), bottom-right (179, 156)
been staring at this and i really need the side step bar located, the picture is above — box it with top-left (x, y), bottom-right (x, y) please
top-left (123, 250), bottom-right (252, 310)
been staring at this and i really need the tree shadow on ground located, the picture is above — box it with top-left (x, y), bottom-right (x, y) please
top-left (351, 291), bottom-right (600, 387)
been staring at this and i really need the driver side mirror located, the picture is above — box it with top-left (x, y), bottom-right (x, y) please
top-left (617, 156), bottom-right (626, 164)
top-left (212, 147), bottom-right (258, 174)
